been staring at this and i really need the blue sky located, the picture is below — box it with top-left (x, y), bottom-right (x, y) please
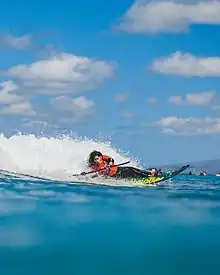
top-left (1, 0), bottom-right (220, 166)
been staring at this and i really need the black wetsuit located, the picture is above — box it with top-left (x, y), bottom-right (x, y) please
top-left (114, 166), bottom-right (152, 179)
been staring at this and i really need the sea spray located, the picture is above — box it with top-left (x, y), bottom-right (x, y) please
top-left (0, 133), bottom-right (140, 181)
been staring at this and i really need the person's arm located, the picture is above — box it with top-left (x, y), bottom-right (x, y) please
top-left (89, 164), bottom-right (96, 172)
top-left (101, 155), bottom-right (115, 176)
top-left (80, 165), bottom-right (95, 175)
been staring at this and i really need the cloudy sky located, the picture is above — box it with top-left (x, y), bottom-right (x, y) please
top-left (1, 0), bottom-right (220, 165)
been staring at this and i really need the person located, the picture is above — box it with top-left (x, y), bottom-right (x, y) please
top-left (88, 150), bottom-right (117, 177)
top-left (86, 150), bottom-right (157, 179)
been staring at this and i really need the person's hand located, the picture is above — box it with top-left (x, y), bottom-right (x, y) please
top-left (109, 161), bottom-right (114, 166)
top-left (104, 165), bottom-right (110, 175)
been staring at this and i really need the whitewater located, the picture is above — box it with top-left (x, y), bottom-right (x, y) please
top-left (0, 133), bottom-right (140, 185)
top-left (1, 133), bottom-right (220, 275)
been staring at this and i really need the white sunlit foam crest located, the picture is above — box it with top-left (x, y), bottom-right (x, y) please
top-left (0, 133), bottom-right (140, 181)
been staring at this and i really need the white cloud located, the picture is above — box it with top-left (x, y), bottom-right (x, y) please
top-left (169, 95), bottom-right (182, 105)
top-left (152, 116), bottom-right (220, 135)
top-left (0, 101), bottom-right (36, 116)
top-left (118, 0), bottom-right (220, 34)
top-left (4, 52), bottom-right (115, 94)
top-left (50, 95), bottom-right (95, 118)
top-left (0, 80), bottom-right (24, 104)
top-left (0, 81), bottom-right (35, 116)
top-left (0, 80), bottom-right (17, 93)
top-left (186, 92), bottom-right (216, 105)
top-left (23, 119), bottom-right (53, 128)
top-left (114, 92), bottom-right (129, 102)
top-left (22, 119), bottom-right (62, 135)
top-left (169, 92), bottom-right (216, 106)
top-left (0, 33), bottom-right (31, 49)
top-left (148, 97), bottom-right (157, 103)
top-left (72, 96), bottom-right (95, 109)
top-left (150, 51), bottom-right (220, 77)
top-left (122, 111), bottom-right (134, 118)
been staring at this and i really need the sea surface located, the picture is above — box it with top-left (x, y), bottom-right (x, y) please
top-left (0, 134), bottom-right (220, 275)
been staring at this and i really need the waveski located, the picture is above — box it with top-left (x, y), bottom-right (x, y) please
top-left (0, 164), bottom-right (190, 187)
top-left (129, 164), bottom-right (190, 185)
top-left (69, 164), bottom-right (190, 187)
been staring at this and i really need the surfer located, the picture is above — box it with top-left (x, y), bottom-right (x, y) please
top-left (86, 150), bottom-right (157, 179)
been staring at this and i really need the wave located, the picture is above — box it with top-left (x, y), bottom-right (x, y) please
top-left (0, 133), bottom-right (141, 182)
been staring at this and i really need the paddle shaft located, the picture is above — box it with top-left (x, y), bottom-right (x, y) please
top-left (71, 160), bottom-right (130, 177)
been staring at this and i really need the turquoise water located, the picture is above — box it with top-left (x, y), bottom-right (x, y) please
top-left (1, 173), bottom-right (220, 275)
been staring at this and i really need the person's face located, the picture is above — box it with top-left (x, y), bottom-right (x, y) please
top-left (94, 155), bottom-right (102, 164)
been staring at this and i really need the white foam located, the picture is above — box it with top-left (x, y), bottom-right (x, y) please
top-left (0, 133), bottom-right (141, 182)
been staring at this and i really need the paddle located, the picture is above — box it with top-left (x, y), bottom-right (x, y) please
top-left (71, 161), bottom-right (130, 177)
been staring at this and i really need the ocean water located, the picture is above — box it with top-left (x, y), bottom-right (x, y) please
top-left (0, 134), bottom-right (220, 275)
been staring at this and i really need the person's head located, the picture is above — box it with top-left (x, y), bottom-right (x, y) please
top-left (88, 150), bottom-right (103, 165)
